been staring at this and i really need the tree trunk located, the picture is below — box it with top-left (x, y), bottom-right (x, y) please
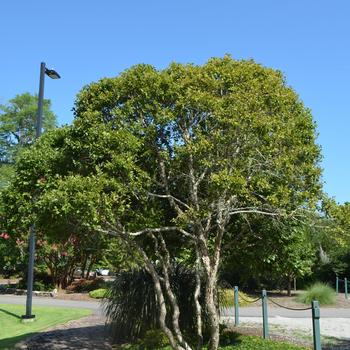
top-left (205, 276), bottom-right (220, 350)
top-left (194, 256), bottom-right (203, 350)
top-left (81, 255), bottom-right (88, 279)
top-left (86, 255), bottom-right (95, 279)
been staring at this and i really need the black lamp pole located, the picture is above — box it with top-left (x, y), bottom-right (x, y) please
top-left (22, 62), bottom-right (60, 320)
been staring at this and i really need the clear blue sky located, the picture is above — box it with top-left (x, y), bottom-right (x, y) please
top-left (1, 1), bottom-right (349, 203)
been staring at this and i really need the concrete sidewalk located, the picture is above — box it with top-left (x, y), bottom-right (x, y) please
top-left (222, 315), bottom-right (350, 341)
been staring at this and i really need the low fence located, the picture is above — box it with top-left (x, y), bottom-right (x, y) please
top-left (233, 286), bottom-right (321, 350)
top-left (335, 276), bottom-right (349, 298)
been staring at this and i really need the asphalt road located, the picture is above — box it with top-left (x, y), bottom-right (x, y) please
top-left (0, 294), bottom-right (102, 313)
top-left (2, 294), bottom-right (350, 318)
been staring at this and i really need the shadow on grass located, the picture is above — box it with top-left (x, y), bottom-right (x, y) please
top-left (0, 308), bottom-right (21, 320)
top-left (0, 332), bottom-right (38, 350)
top-left (0, 324), bottom-right (111, 350)
top-left (323, 338), bottom-right (350, 350)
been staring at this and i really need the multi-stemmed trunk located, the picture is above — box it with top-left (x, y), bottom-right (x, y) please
top-left (204, 275), bottom-right (220, 350)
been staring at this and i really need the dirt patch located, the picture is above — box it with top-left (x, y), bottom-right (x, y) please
top-left (55, 291), bottom-right (95, 301)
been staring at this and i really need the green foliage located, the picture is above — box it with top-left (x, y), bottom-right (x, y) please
top-left (134, 329), bottom-right (170, 350)
top-left (89, 288), bottom-right (108, 299)
top-left (220, 215), bottom-right (315, 291)
top-left (312, 199), bottom-right (350, 279)
top-left (0, 233), bottom-right (25, 278)
top-left (296, 282), bottom-right (336, 305)
top-left (18, 270), bottom-right (54, 291)
top-left (0, 164), bottom-right (14, 190)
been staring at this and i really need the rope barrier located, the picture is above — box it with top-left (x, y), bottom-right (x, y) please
top-left (233, 287), bottom-right (321, 349)
top-left (238, 292), bottom-right (261, 304)
top-left (268, 297), bottom-right (312, 311)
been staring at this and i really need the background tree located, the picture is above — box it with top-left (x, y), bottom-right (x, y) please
top-left (1, 126), bottom-right (139, 287)
top-left (308, 198), bottom-right (350, 280)
top-left (0, 92), bottom-right (57, 189)
top-left (221, 215), bottom-right (315, 296)
top-left (3, 57), bottom-right (322, 350)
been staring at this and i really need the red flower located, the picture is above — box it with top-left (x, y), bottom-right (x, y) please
top-left (0, 232), bottom-right (10, 240)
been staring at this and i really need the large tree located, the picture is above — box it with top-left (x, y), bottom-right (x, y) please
top-left (3, 57), bottom-right (322, 350)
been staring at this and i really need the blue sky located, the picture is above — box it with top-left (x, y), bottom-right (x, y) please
top-left (1, 1), bottom-right (349, 202)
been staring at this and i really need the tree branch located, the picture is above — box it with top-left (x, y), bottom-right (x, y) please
top-left (99, 223), bottom-right (196, 241)
top-left (148, 193), bottom-right (190, 210)
top-left (229, 209), bottom-right (279, 217)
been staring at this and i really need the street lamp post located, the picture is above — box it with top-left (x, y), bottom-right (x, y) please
top-left (22, 62), bottom-right (60, 320)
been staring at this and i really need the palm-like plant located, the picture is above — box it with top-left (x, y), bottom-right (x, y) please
top-left (104, 263), bottom-right (209, 343)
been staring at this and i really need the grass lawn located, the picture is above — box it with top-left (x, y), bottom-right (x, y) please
top-left (120, 334), bottom-right (309, 350)
top-left (0, 304), bottom-right (92, 349)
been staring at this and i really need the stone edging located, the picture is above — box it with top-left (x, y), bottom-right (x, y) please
top-left (0, 288), bottom-right (57, 297)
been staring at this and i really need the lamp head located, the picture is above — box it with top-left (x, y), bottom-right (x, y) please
top-left (45, 68), bottom-right (61, 79)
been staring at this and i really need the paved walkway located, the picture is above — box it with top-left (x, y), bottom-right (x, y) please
top-left (15, 315), bottom-right (112, 350)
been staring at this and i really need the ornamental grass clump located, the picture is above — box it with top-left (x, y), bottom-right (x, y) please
top-left (296, 282), bottom-right (336, 305)
top-left (218, 289), bottom-right (254, 308)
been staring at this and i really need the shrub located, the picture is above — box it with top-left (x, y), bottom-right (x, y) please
top-left (137, 329), bottom-right (169, 349)
top-left (296, 282), bottom-right (336, 305)
top-left (66, 278), bottom-right (105, 293)
top-left (219, 329), bottom-right (240, 346)
top-left (89, 288), bottom-right (107, 299)
top-left (18, 271), bottom-right (54, 291)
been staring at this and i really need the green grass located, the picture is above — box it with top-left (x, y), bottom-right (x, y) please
top-left (0, 304), bottom-right (91, 349)
top-left (119, 333), bottom-right (309, 349)
top-left (296, 282), bottom-right (336, 305)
